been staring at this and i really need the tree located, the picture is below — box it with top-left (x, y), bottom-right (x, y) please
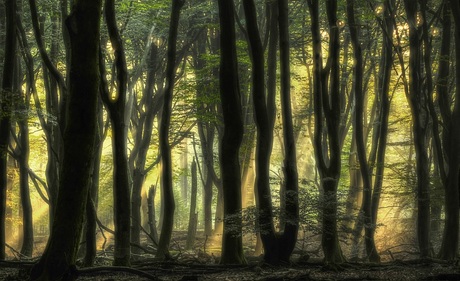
top-left (0, 0), bottom-right (16, 261)
top-left (242, 0), bottom-right (298, 264)
top-left (346, 0), bottom-right (379, 262)
top-left (217, 0), bottom-right (246, 265)
top-left (403, 0), bottom-right (432, 258)
top-left (30, 0), bottom-right (102, 278)
top-left (438, 0), bottom-right (460, 260)
top-left (307, 0), bottom-right (345, 265)
top-left (100, 0), bottom-right (131, 266)
top-left (156, 0), bottom-right (186, 259)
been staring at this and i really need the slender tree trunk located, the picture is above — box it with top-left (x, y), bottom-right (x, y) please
top-left (307, 0), bottom-right (345, 265)
top-left (217, 0), bottom-right (246, 265)
top-left (439, 0), bottom-right (460, 260)
top-left (370, 0), bottom-right (394, 261)
top-left (0, 0), bottom-right (16, 261)
top-left (83, 100), bottom-right (103, 267)
top-left (186, 158), bottom-right (198, 250)
top-left (101, 0), bottom-right (131, 266)
top-left (130, 42), bottom-right (160, 253)
top-left (277, 0), bottom-right (299, 261)
top-left (347, 0), bottom-right (379, 262)
top-left (403, 0), bottom-right (431, 258)
top-left (18, 86), bottom-right (33, 258)
top-left (147, 185), bottom-right (159, 244)
top-left (156, 0), bottom-right (185, 259)
top-left (30, 0), bottom-right (102, 278)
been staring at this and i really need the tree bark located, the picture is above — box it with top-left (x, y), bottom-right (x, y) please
top-left (439, 0), bottom-right (460, 260)
top-left (156, 0), bottom-right (185, 259)
top-left (101, 0), bottom-right (131, 266)
top-left (0, 0), bottom-right (16, 261)
top-left (346, 0), bottom-right (379, 262)
top-left (217, 0), bottom-right (246, 265)
top-left (403, 0), bottom-right (432, 258)
top-left (30, 0), bottom-right (102, 278)
top-left (186, 158), bottom-right (198, 250)
top-left (307, 0), bottom-right (345, 264)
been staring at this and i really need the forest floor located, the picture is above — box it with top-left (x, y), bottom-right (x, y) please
top-left (2, 256), bottom-right (460, 280)
top-left (1, 232), bottom-right (460, 280)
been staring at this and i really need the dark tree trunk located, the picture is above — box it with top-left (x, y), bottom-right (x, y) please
top-left (277, 0), bottom-right (300, 261)
top-left (14, 12), bottom-right (34, 258)
top-left (18, 82), bottom-right (33, 258)
top-left (147, 185), bottom-right (159, 244)
top-left (403, 0), bottom-right (432, 258)
top-left (217, 0), bottom-right (246, 265)
top-left (346, 0), bottom-right (379, 262)
top-left (83, 101), bottom-right (103, 267)
top-left (156, 0), bottom-right (185, 259)
top-left (370, 0), bottom-right (394, 260)
top-left (0, 0), bottom-right (16, 261)
top-left (439, 0), bottom-right (460, 260)
top-left (101, 0), bottom-right (131, 266)
top-left (307, 0), bottom-right (345, 264)
top-left (130, 42), bottom-right (160, 253)
top-left (30, 0), bottom-right (102, 278)
top-left (186, 158), bottom-right (198, 250)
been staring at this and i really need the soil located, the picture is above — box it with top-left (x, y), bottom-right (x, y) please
top-left (1, 257), bottom-right (460, 281)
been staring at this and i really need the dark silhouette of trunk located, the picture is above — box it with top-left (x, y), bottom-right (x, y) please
top-left (147, 185), bottom-right (159, 244)
top-left (307, 0), bottom-right (345, 264)
top-left (346, 0), bottom-right (379, 262)
top-left (0, 0), bottom-right (16, 261)
top-left (278, 0), bottom-right (300, 262)
top-left (17, 71), bottom-right (33, 259)
top-left (217, 0), bottom-right (246, 265)
top-left (100, 0), bottom-right (131, 266)
top-left (186, 158), bottom-right (198, 250)
top-left (129, 42), bottom-right (161, 253)
top-left (439, 0), bottom-right (460, 260)
top-left (156, 0), bottom-right (185, 259)
top-left (369, 0), bottom-right (394, 261)
top-left (83, 100), bottom-right (103, 267)
top-left (30, 0), bottom-right (102, 278)
top-left (14, 13), bottom-right (34, 258)
top-left (403, 0), bottom-right (432, 258)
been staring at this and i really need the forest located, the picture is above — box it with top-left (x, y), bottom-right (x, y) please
top-left (1, 0), bottom-right (460, 280)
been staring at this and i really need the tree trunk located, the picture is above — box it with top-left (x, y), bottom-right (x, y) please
top-left (439, 0), bottom-right (460, 260)
top-left (0, 0), bottom-right (16, 261)
top-left (83, 101), bottom-right (103, 267)
top-left (101, 0), bottom-right (131, 266)
top-left (130, 42), bottom-right (160, 253)
top-left (307, 0), bottom-right (345, 265)
top-left (346, 0), bottom-right (379, 262)
top-left (370, 0), bottom-right (394, 261)
top-left (186, 158), bottom-right (198, 250)
top-left (30, 0), bottom-right (102, 278)
top-left (147, 185), bottom-right (159, 244)
top-left (156, 0), bottom-right (185, 259)
top-left (403, 0), bottom-right (432, 258)
top-left (18, 88), bottom-right (33, 258)
top-left (217, 0), bottom-right (246, 265)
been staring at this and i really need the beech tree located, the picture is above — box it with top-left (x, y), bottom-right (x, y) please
top-left (156, 0), bottom-right (185, 259)
top-left (100, 0), bottom-right (131, 266)
top-left (403, 0), bottom-right (432, 258)
top-left (0, 0), bottom-right (16, 261)
top-left (307, 0), bottom-right (345, 264)
top-left (438, 0), bottom-right (460, 260)
top-left (217, 0), bottom-right (246, 265)
top-left (30, 0), bottom-right (102, 278)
